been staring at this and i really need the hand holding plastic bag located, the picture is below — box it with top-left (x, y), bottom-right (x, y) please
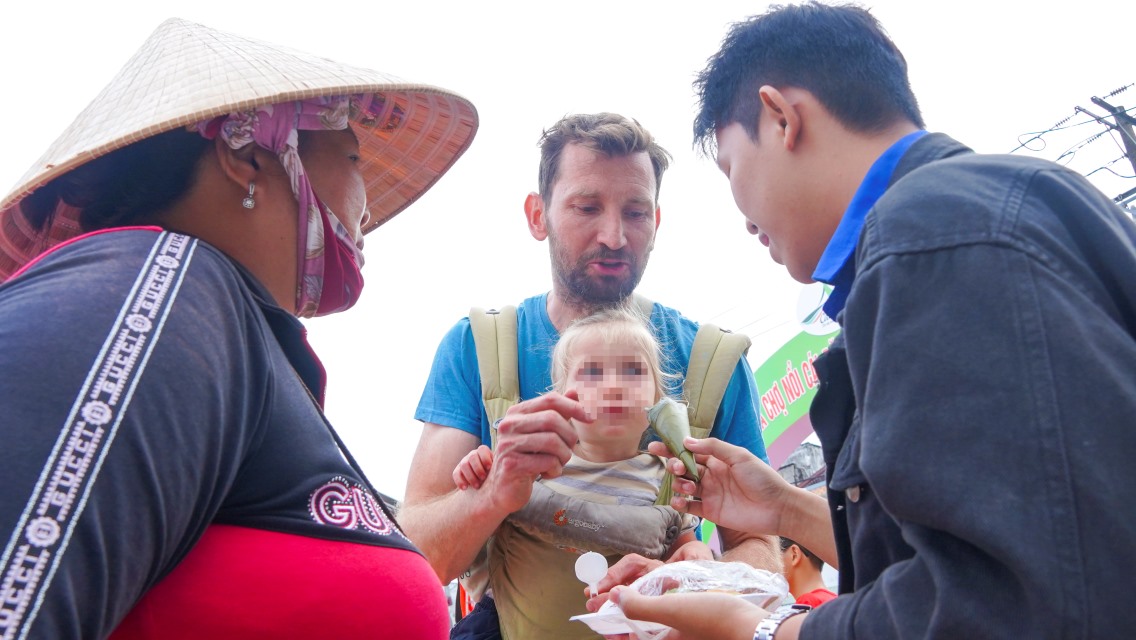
top-left (572, 560), bottom-right (787, 639)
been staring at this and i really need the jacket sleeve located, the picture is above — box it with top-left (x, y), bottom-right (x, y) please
top-left (0, 234), bottom-right (269, 639)
top-left (801, 219), bottom-right (1136, 638)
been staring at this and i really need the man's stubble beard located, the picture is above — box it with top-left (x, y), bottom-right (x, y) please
top-left (547, 229), bottom-right (652, 313)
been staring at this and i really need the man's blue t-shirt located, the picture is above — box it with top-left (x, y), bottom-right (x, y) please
top-left (415, 293), bottom-right (769, 462)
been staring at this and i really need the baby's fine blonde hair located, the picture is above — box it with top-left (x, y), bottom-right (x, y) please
top-left (550, 305), bottom-right (672, 401)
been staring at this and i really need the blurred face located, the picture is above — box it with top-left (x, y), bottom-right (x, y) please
top-left (299, 127), bottom-right (371, 249)
top-left (566, 333), bottom-right (656, 452)
top-left (545, 144), bottom-right (659, 305)
top-left (715, 122), bottom-right (818, 283)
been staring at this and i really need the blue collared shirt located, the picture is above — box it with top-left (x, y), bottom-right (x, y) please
top-left (812, 130), bottom-right (928, 318)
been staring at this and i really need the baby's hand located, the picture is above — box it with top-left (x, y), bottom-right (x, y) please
top-left (666, 540), bottom-right (715, 563)
top-left (453, 445), bottom-right (494, 490)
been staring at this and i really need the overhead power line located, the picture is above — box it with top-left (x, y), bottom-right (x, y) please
top-left (1012, 83), bottom-right (1136, 204)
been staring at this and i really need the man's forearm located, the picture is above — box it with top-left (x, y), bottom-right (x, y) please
top-left (719, 529), bottom-right (782, 574)
top-left (398, 488), bottom-right (509, 583)
top-left (778, 485), bottom-right (837, 568)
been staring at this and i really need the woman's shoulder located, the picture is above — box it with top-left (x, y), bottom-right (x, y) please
top-left (10, 228), bottom-right (235, 282)
top-left (0, 229), bottom-right (262, 343)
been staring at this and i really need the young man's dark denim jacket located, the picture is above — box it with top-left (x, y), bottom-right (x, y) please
top-left (803, 134), bottom-right (1136, 638)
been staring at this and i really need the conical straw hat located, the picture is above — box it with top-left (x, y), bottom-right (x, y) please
top-left (0, 17), bottom-right (478, 280)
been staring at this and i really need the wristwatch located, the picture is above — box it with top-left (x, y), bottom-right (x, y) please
top-left (753, 604), bottom-right (811, 640)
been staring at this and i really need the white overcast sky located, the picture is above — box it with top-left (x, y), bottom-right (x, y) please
top-left (3, 1), bottom-right (1133, 499)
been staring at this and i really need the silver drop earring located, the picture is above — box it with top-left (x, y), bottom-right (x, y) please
top-left (242, 182), bottom-right (256, 209)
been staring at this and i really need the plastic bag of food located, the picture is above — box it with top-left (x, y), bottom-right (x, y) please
top-left (626, 560), bottom-right (787, 604)
top-left (571, 560), bottom-right (788, 638)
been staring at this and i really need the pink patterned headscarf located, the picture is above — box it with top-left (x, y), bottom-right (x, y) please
top-left (195, 95), bottom-right (371, 317)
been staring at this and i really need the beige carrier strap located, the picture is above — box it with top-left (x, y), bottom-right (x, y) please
top-left (460, 306), bottom-right (519, 604)
top-left (685, 325), bottom-right (752, 437)
top-left (469, 306), bottom-right (519, 448)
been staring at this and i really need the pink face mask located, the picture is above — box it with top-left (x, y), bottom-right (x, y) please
top-left (309, 194), bottom-right (365, 316)
top-left (195, 95), bottom-right (373, 317)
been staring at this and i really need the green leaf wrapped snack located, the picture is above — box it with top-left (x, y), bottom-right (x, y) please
top-left (647, 397), bottom-right (700, 481)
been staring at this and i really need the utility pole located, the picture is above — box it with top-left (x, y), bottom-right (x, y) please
top-left (1090, 94), bottom-right (1136, 215)
top-left (1069, 85), bottom-right (1136, 211)
top-left (1116, 185), bottom-right (1136, 215)
top-left (1089, 95), bottom-right (1136, 182)
top-left (1015, 84), bottom-right (1136, 213)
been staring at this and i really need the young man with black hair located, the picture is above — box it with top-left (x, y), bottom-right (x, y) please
top-left (595, 3), bottom-right (1136, 638)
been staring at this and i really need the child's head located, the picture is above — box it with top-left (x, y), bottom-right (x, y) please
top-left (551, 307), bottom-right (670, 455)
top-left (552, 306), bottom-right (667, 398)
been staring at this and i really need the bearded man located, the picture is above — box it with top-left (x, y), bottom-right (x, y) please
top-left (399, 113), bottom-right (778, 633)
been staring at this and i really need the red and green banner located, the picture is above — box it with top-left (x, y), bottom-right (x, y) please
top-left (754, 284), bottom-right (840, 468)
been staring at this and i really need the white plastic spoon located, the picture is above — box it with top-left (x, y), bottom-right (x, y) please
top-left (575, 551), bottom-right (608, 598)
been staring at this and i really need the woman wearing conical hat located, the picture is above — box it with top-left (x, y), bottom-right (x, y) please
top-left (0, 18), bottom-right (476, 639)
